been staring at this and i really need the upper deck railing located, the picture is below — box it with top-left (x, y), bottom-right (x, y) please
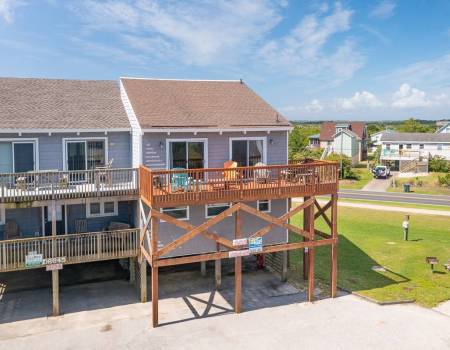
top-left (0, 168), bottom-right (139, 203)
top-left (140, 161), bottom-right (339, 208)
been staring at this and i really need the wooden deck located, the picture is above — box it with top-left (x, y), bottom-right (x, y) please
top-left (0, 168), bottom-right (138, 203)
top-left (140, 161), bottom-right (339, 207)
top-left (0, 228), bottom-right (139, 272)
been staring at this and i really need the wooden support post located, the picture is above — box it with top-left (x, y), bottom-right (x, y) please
top-left (129, 257), bottom-right (136, 284)
top-left (215, 243), bottom-right (222, 289)
top-left (140, 259), bottom-right (147, 302)
top-left (200, 261), bottom-right (206, 277)
top-left (151, 212), bottom-right (159, 328)
top-left (51, 200), bottom-right (60, 316)
top-left (302, 196), bottom-right (310, 281)
top-left (308, 197), bottom-right (315, 302)
top-left (281, 250), bottom-right (288, 282)
top-left (331, 194), bottom-right (338, 298)
top-left (235, 208), bottom-right (242, 314)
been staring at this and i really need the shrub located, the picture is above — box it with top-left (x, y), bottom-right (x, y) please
top-left (429, 156), bottom-right (450, 173)
top-left (325, 153), bottom-right (357, 179)
top-left (438, 173), bottom-right (450, 187)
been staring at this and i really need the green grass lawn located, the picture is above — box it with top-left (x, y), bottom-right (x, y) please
top-left (339, 168), bottom-right (373, 190)
top-left (388, 172), bottom-right (450, 195)
top-left (333, 197), bottom-right (450, 212)
top-left (289, 206), bottom-right (450, 307)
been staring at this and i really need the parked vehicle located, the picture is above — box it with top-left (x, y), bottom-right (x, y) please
top-left (372, 165), bottom-right (390, 179)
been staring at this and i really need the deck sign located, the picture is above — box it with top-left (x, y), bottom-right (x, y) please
top-left (233, 238), bottom-right (248, 246)
top-left (248, 237), bottom-right (263, 254)
top-left (229, 249), bottom-right (250, 258)
top-left (43, 257), bottom-right (66, 265)
top-left (25, 252), bottom-right (43, 268)
top-left (46, 263), bottom-right (63, 271)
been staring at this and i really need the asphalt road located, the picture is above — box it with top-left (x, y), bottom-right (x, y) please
top-left (338, 189), bottom-right (450, 206)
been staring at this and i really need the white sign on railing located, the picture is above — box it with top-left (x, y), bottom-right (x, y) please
top-left (43, 257), bottom-right (66, 265)
top-left (25, 251), bottom-right (43, 268)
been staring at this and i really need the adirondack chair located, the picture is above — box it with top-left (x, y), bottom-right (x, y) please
top-left (171, 168), bottom-right (189, 192)
top-left (223, 160), bottom-right (238, 189)
top-left (254, 162), bottom-right (271, 184)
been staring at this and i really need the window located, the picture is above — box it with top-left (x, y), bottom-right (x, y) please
top-left (406, 144), bottom-right (412, 149)
top-left (65, 138), bottom-right (107, 171)
top-left (386, 144), bottom-right (391, 150)
top-left (0, 205), bottom-right (5, 225)
top-left (230, 138), bottom-right (266, 167)
top-left (437, 144), bottom-right (443, 151)
top-left (86, 199), bottom-right (118, 218)
top-left (419, 144), bottom-right (424, 149)
top-left (161, 206), bottom-right (189, 221)
top-left (0, 140), bottom-right (37, 173)
top-left (399, 144), bottom-right (404, 150)
top-left (206, 203), bottom-right (231, 218)
top-left (257, 200), bottom-right (271, 213)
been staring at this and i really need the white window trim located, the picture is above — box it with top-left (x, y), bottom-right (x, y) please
top-left (160, 206), bottom-right (190, 221)
top-left (229, 136), bottom-right (267, 165)
top-left (86, 199), bottom-right (118, 218)
top-left (257, 199), bottom-right (271, 213)
top-left (0, 138), bottom-right (39, 172)
top-left (205, 202), bottom-right (232, 219)
top-left (0, 205), bottom-right (5, 225)
top-left (62, 137), bottom-right (109, 171)
top-left (165, 138), bottom-right (208, 170)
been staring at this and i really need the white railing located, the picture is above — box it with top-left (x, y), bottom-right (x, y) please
top-left (0, 168), bottom-right (138, 203)
top-left (0, 229), bottom-right (139, 272)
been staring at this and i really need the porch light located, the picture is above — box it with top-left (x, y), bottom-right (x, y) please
top-left (159, 141), bottom-right (164, 149)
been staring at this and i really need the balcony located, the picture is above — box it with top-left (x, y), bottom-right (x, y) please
top-left (0, 228), bottom-right (139, 272)
top-left (0, 168), bottom-right (138, 203)
top-left (139, 161), bottom-right (339, 208)
top-left (381, 149), bottom-right (428, 161)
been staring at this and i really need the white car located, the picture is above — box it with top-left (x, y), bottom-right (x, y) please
top-left (372, 165), bottom-right (390, 179)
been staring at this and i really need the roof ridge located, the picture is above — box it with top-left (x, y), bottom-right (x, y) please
top-left (120, 77), bottom-right (241, 82)
top-left (0, 76), bottom-right (116, 82)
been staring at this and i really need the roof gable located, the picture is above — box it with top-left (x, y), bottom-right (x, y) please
top-left (120, 78), bottom-right (291, 130)
top-left (319, 121), bottom-right (366, 141)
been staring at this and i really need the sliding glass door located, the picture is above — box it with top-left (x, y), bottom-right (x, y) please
top-left (66, 140), bottom-right (106, 171)
top-left (169, 141), bottom-right (205, 169)
top-left (231, 139), bottom-right (265, 167)
top-left (0, 143), bottom-right (13, 173)
top-left (0, 142), bottom-right (35, 173)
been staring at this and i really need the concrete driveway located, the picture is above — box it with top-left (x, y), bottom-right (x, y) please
top-left (362, 175), bottom-right (393, 192)
top-left (1, 269), bottom-right (449, 350)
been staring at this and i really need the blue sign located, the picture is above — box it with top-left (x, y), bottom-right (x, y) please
top-left (249, 237), bottom-right (263, 253)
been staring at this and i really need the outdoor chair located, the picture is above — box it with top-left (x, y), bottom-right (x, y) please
top-left (223, 160), bottom-right (239, 190)
top-left (171, 168), bottom-right (189, 192)
top-left (75, 219), bottom-right (88, 234)
top-left (254, 162), bottom-right (271, 184)
top-left (96, 158), bottom-right (114, 186)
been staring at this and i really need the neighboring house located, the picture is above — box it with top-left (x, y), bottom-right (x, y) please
top-left (0, 78), bottom-right (137, 242)
top-left (436, 121), bottom-right (450, 134)
top-left (317, 122), bottom-right (368, 164)
top-left (380, 132), bottom-right (450, 172)
top-left (308, 133), bottom-right (320, 148)
top-left (370, 129), bottom-right (394, 146)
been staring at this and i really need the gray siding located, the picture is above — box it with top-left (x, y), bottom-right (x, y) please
top-left (0, 207), bottom-right (42, 240)
top-left (142, 131), bottom-right (288, 169)
top-left (0, 132), bottom-right (131, 171)
top-left (157, 199), bottom-right (288, 258)
top-left (66, 201), bottom-right (135, 234)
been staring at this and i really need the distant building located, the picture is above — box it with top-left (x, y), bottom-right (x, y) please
top-left (436, 121), bottom-right (450, 134)
top-left (380, 132), bottom-right (450, 172)
top-left (309, 122), bottom-right (368, 164)
top-left (370, 129), bottom-right (394, 147)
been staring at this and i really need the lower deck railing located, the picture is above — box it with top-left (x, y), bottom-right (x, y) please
top-left (0, 228), bottom-right (139, 272)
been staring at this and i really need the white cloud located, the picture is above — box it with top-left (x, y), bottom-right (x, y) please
top-left (391, 83), bottom-right (449, 108)
top-left (74, 0), bottom-right (284, 66)
top-left (370, 1), bottom-right (396, 20)
top-left (337, 91), bottom-right (382, 110)
top-left (305, 99), bottom-right (323, 112)
top-left (259, 2), bottom-right (364, 84)
top-left (0, 0), bottom-right (24, 23)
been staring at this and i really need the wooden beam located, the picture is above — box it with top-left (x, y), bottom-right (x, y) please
top-left (250, 197), bottom-right (315, 239)
top-left (235, 208), bottom-right (242, 314)
top-left (331, 194), bottom-right (338, 298)
top-left (155, 203), bottom-right (241, 258)
top-left (314, 200), bottom-right (332, 229)
top-left (303, 197), bottom-right (310, 281)
top-left (315, 229), bottom-right (332, 239)
top-left (314, 199), bottom-right (332, 220)
top-left (308, 198), bottom-right (315, 302)
top-left (151, 209), bottom-right (159, 328)
top-left (156, 239), bottom-right (336, 267)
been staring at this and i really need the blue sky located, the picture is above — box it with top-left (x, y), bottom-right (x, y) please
top-left (1, 0), bottom-right (450, 121)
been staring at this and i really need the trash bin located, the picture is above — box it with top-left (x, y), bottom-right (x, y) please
top-left (403, 183), bottom-right (411, 193)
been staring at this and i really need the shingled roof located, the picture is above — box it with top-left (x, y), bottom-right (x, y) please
top-left (0, 77), bottom-right (130, 130)
top-left (381, 132), bottom-right (450, 143)
top-left (120, 78), bottom-right (291, 130)
top-left (319, 121), bottom-right (366, 141)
